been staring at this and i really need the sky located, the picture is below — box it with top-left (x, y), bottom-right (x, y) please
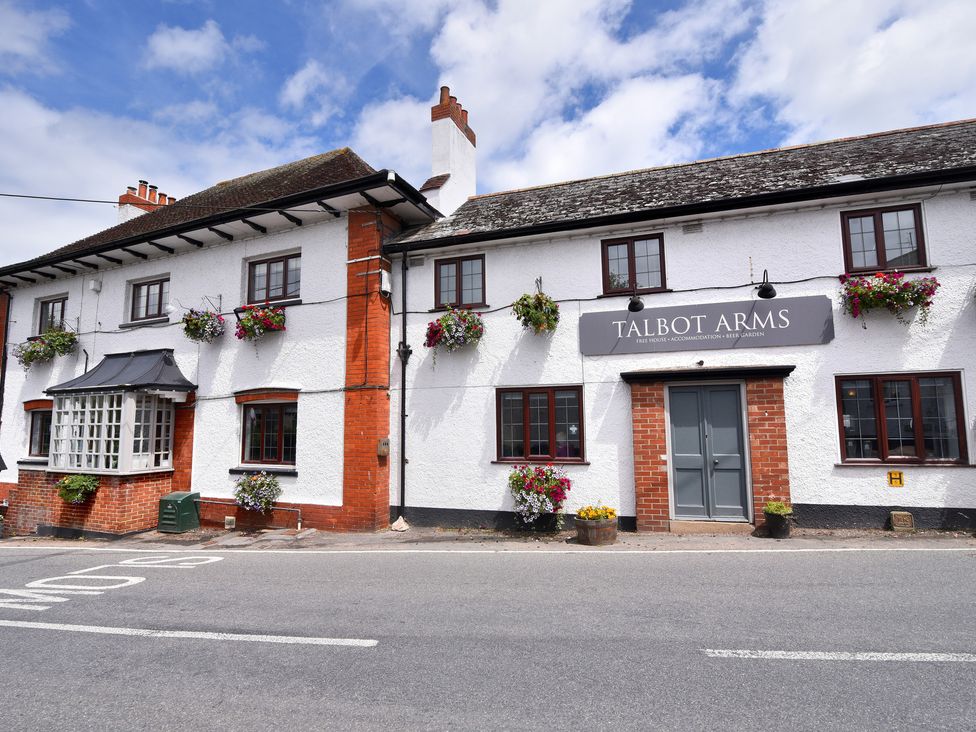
top-left (0, 0), bottom-right (974, 264)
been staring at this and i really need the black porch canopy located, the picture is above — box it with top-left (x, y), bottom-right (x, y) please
top-left (46, 349), bottom-right (196, 395)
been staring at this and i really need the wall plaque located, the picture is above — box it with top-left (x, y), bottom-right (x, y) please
top-left (579, 296), bottom-right (834, 356)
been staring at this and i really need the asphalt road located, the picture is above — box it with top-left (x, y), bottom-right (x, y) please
top-left (0, 545), bottom-right (974, 731)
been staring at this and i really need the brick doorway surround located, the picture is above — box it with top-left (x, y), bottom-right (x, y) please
top-left (622, 366), bottom-right (795, 532)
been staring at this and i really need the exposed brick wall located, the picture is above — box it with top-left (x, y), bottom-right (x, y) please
top-left (338, 208), bottom-right (396, 531)
top-left (0, 482), bottom-right (15, 502)
top-left (745, 378), bottom-right (791, 526)
top-left (629, 383), bottom-right (670, 532)
top-left (4, 469), bottom-right (174, 537)
top-left (628, 377), bottom-right (791, 532)
top-left (172, 393), bottom-right (195, 492)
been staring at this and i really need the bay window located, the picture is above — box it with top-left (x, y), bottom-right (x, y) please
top-left (50, 392), bottom-right (175, 472)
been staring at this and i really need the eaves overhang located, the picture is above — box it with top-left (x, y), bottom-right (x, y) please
top-left (621, 365), bottom-right (797, 383)
top-left (0, 170), bottom-right (440, 287)
top-left (384, 166), bottom-right (976, 255)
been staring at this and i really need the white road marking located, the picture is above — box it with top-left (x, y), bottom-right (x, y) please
top-left (702, 649), bottom-right (976, 663)
top-left (0, 620), bottom-right (378, 647)
top-left (0, 546), bottom-right (974, 556)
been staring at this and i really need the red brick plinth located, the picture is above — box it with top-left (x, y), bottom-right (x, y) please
top-left (4, 469), bottom-right (175, 537)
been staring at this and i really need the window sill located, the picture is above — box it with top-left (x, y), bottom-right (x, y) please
top-left (843, 266), bottom-right (936, 276)
top-left (429, 304), bottom-right (488, 313)
top-left (42, 467), bottom-right (175, 475)
top-left (834, 462), bottom-right (974, 468)
top-left (119, 317), bottom-right (170, 329)
top-left (17, 458), bottom-right (49, 466)
top-left (491, 460), bottom-right (590, 466)
top-left (236, 299), bottom-right (302, 312)
top-left (597, 289), bottom-right (671, 299)
top-left (229, 466), bottom-right (298, 477)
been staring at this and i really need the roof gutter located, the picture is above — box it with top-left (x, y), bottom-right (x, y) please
top-left (384, 166), bottom-right (976, 254)
top-left (0, 170), bottom-right (439, 278)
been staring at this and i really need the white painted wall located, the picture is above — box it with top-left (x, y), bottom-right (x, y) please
top-left (1, 216), bottom-right (350, 507)
top-left (428, 117), bottom-right (476, 216)
top-left (389, 184), bottom-right (976, 517)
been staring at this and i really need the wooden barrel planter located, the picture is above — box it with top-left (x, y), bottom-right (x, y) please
top-left (764, 512), bottom-right (791, 539)
top-left (575, 517), bottom-right (617, 546)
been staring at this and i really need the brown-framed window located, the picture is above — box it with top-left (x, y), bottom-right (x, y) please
top-left (836, 373), bottom-right (967, 464)
top-left (29, 410), bottom-right (52, 457)
top-left (434, 254), bottom-right (485, 308)
top-left (841, 204), bottom-right (926, 273)
top-left (601, 234), bottom-right (666, 295)
top-left (248, 254), bottom-right (301, 304)
top-left (496, 386), bottom-right (584, 462)
top-left (131, 278), bottom-right (170, 321)
top-left (242, 403), bottom-right (298, 465)
top-left (38, 298), bottom-right (66, 334)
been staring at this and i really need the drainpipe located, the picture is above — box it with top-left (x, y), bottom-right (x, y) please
top-left (395, 252), bottom-right (412, 519)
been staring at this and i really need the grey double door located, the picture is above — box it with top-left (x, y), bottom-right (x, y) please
top-left (668, 384), bottom-right (749, 521)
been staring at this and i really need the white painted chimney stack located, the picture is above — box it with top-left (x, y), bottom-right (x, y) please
top-left (423, 86), bottom-right (476, 217)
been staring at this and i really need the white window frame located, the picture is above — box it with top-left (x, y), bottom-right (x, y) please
top-left (50, 391), bottom-right (175, 474)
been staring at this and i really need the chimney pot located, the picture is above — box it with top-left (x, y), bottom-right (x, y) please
top-left (138, 180), bottom-right (148, 198)
top-left (450, 95), bottom-right (457, 107)
top-left (439, 86), bottom-right (450, 104)
top-left (158, 193), bottom-right (167, 205)
top-left (462, 109), bottom-right (468, 125)
top-left (127, 186), bottom-right (136, 193)
top-left (148, 185), bottom-right (158, 204)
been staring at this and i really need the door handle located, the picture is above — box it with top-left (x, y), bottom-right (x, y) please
top-left (713, 459), bottom-right (719, 465)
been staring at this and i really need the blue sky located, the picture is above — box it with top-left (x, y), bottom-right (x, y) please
top-left (1, 0), bottom-right (974, 262)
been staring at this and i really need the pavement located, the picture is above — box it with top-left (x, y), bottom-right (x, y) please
top-left (4, 521), bottom-right (976, 552)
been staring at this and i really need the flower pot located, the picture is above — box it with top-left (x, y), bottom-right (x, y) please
top-left (575, 517), bottom-right (617, 546)
top-left (764, 512), bottom-right (791, 539)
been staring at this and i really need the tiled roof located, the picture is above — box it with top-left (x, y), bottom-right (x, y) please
top-left (392, 119), bottom-right (976, 248)
top-left (420, 173), bottom-right (450, 192)
top-left (5, 148), bottom-right (375, 271)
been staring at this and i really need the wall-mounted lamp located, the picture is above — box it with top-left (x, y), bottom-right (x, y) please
top-left (628, 294), bottom-right (644, 313)
top-left (756, 269), bottom-right (777, 299)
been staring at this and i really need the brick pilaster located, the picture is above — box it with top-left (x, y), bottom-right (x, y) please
top-left (629, 382), bottom-right (670, 531)
top-left (171, 393), bottom-right (196, 492)
top-left (340, 208), bottom-right (396, 531)
top-left (745, 378), bottom-right (791, 526)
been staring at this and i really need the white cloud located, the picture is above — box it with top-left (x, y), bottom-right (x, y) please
top-left (488, 75), bottom-right (717, 191)
top-left (732, 0), bottom-right (976, 142)
top-left (350, 96), bottom-right (431, 181)
top-left (280, 60), bottom-right (346, 126)
top-left (0, 87), bottom-right (319, 263)
top-left (231, 34), bottom-right (265, 53)
top-left (144, 19), bottom-right (262, 75)
top-left (349, 0), bottom-right (752, 190)
top-left (0, 0), bottom-right (70, 74)
top-left (153, 100), bottom-right (219, 125)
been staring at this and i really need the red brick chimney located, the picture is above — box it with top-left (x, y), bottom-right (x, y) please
top-left (117, 179), bottom-right (175, 223)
